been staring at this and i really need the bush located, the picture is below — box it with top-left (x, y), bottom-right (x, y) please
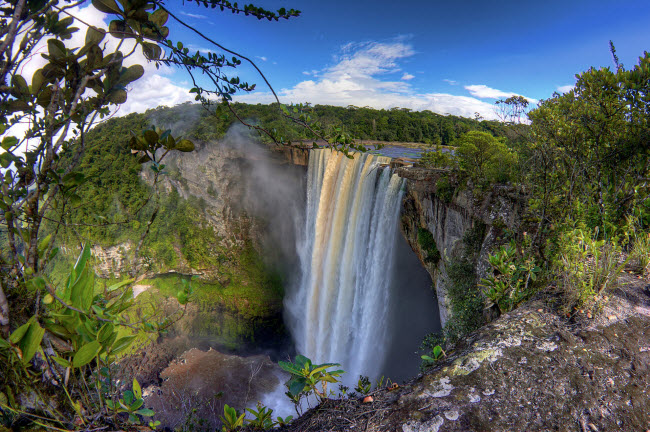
top-left (419, 145), bottom-right (456, 169)
top-left (555, 227), bottom-right (627, 311)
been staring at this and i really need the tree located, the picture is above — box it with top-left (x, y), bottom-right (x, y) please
top-left (454, 130), bottom-right (517, 186)
top-left (525, 49), bottom-right (650, 238)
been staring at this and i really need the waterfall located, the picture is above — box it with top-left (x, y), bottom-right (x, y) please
top-left (287, 149), bottom-right (406, 381)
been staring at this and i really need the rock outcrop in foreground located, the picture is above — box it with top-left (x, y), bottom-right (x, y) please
top-left (280, 274), bottom-right (650, 432)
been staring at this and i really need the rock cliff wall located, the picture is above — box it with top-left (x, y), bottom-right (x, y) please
top-left (397, 167), bottom-right (526, 325)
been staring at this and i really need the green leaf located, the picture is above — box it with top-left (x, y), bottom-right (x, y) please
top-left (149, 8), bottom-right (169, 26)
top-left (133, 378), bottom-right (142, 399)
top-left (107, 89), bottom-right (127, 104)
top-left (92, 0), bottom-right (121, 14)
top-left (9, 322), bottom-right (31, 344)
top-left (108, 20), bottom-right (132, 39)
top-left (135, 408), bottom-right (155, 417)
top-left (47, 39), bottom-right (66, 60)
top-left (1, 136), bottom-right (18, 151)
top-left (110, 335), bottom-right (136, 355)
top-left (142, 42), bottom-right (162, 60)
top-left (119, 64), bottom-right (144, 85)
top-left (73, 340), bottom-right (101, 367)
top-left (85, 26), bottom-right (106, 47)
top-left (174, 139), bottom-right (194, 152)
top-left (52, 356), bottom-right (72, 368)
top-left (143, 129), bottom-right (159, 145)
top-left (18, 320), bottom-right (45, 364)
top-left (106, 278), bottom-right (134, 292)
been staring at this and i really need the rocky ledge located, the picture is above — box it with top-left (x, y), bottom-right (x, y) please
top-left (279, 274), bottom-right (650, 432)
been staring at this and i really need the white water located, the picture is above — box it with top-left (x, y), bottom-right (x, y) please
top-left (286, 149), bottom-right (406, 381)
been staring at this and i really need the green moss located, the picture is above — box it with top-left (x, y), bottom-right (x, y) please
top-left (417, 228), bottom-right (441, 265)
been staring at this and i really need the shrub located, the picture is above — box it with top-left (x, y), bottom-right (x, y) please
top-left (480, 241), bottom-right (541, 314)
top-left (555, 227), bottom-right (627, 311)
top-left (419, 145), bottom-right (456, 169)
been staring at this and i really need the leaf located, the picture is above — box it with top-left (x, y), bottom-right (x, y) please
top-left (143, 129), bottom-right (159, 145)
top-left (174, 139), bottom-right (194, 152)
top-left (1, 136), bottom-right (18, 151)
top-left (92, 0), bottom-right (121, 14)
top-left (85, 26), bottom-right (106, 47)
top-left (110, 335), bottom-right (136, 355)
top-left (74, 244), bottom-right (91, 275)
top-left (288, 380), bottom-right (306, 396)
top-left (52, 356), bottom-right (71, 368)
top-left (106, 278), bottom-right (134, 293)
top-left (9, 321), bottom-right (31, 344)
top-left (73, 340), bottom-right (101, 367)
top-left (149, 8), bottom-right (169, 26)
top-left (132, 378), bottom-right (142, 399)
top-left (142, 42), bottom-right (162, 60)
top-left (47, 39), bottom-right (66, 60)
top-left (11, 75), bottom-right (29, 98)
top-left (119, 64), bottom-right (144, 85)
top-left (107, 89), bottom-right (127, 104)
top-left (135, 408), bottom-right (155, 417)
top-left (108, 20), bottom-right (132, 39)
top-left (18, 320), bottom-right (45, 364)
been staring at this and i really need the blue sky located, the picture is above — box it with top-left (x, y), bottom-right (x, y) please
top-left (49, 1), bottom-right (650, 119)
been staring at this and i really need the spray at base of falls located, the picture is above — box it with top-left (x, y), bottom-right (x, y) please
top-left (286, 149), bottom-right (406, 382)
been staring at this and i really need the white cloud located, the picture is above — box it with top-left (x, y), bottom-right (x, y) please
top-left (256, 56), bottom-right (268, 62)
top-left (401, 73), bottom-right (415, 80)
top-left (464, 84), bottom-right (537, 103)
top-left (556, 85), bottom-right (574, 94)
top-left (443, 79), bottom-right (458, 85)
top-left (180, 11), bottom-right (207, 19)
top-left (236, 41), bottom-right (504, 119)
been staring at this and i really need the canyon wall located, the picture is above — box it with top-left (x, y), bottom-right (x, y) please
top-left (397, 167), bottom-right (526, 325)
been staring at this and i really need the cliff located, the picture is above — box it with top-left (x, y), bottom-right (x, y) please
top-left (397, 166), bottom-right (526, 325)
top-left (279, 273), bottom-right (650, 431)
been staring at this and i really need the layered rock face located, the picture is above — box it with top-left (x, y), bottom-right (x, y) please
top-left (397, 167), bottom-right (526, 325)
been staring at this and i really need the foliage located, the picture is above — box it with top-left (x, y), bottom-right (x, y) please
top-left (524, 48), bottom-right (650, 245)
top-left (480, 240), bottom-right (541, 314)
top-left (245, 402), bottom-right (275, 430)
top-left (421, 345), bottom-right (446, 366)
top-left (105, 378), bottom-right (154, 423)
top-left (220, 404), bottom-right (245, 432)
top-left (278, 354), bottom-right (344, 414)
top-left (454, 131), bottom-right (517, 187)
top-left (418, 145), bottom-right (456, 169)
top-left (0, 247), bottom-right (185, 429)
top-left (555, 227), bottom-right (628, 311)
top-left (628, 231), bottom-right (650, 275)
top-left (417, 228), bottom-right (441, 265)
top-left (354, 375), bottom-right (372, 395)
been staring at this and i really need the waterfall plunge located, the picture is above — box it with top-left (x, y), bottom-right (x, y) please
top-left (287, 149), bottom-right (406, 381)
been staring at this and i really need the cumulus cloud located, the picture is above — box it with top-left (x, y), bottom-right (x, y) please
top-left (465, 84), bottom-right (537, 103)
top-left (236, 40), bottom-right (506, 119)
top-left (556, 85), bottom-right (574, 94)
top-left (401, 73), bottom-right (415, 80)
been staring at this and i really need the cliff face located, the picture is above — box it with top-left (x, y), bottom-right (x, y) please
top-left (397, 167), bottom-right (526, 325)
